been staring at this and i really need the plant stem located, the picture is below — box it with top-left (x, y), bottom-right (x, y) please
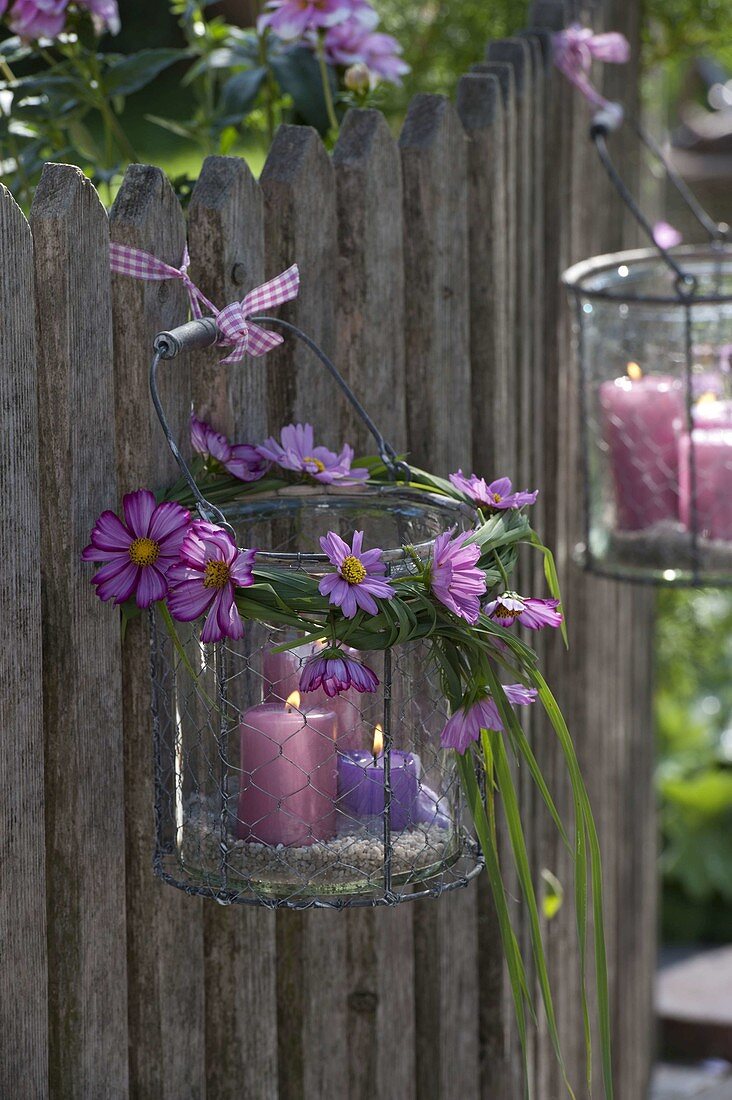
top-left (315, 34), bottom-right (339, 136)
top-left (257, 26), bottom-right (277, 149)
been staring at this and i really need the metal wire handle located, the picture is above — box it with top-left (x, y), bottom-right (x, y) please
top-left (150, 315), bottom-right (410, 533)
top-left (590, 107), bottom-right (729, 300)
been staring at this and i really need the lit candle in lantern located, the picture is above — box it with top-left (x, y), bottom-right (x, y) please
top-left (237, 691), bottom-right (337, 846)
top-left (599, 362), bottom-right (684, 531)
top-left (337, 725), bottom-right (450, 831)
top-left (263, 641), bottom-right (367, 751)
top-left (678, 426), bottom-right (732, 541)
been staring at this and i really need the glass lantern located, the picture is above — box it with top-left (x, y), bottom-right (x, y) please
top-left (564, 245), bottom-right (732, 585)
top-left (150, 487), bottom-right (483, 907)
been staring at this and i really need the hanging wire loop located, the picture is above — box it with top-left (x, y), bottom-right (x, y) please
top-left (149, 315), bottom-right (411, 541)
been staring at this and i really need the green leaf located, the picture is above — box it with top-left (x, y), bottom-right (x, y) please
top-left (270, 45), bottom-right (336, 134)
top-left (105, 49), bottom-right (188, 96)
top-left (221, 66), bottom-right (267, 116)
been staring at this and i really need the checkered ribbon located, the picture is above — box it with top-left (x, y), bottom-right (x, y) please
top-left (109, 243), bottom-right (217, 318)
top-left (110, 243), bottom-right (299, 363)
top-left (216, 264), bottom-right (300, 363)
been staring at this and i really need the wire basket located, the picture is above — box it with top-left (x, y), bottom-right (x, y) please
top-left (147, 319), bottom-right (482, 908)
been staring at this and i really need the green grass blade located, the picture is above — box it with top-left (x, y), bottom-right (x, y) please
top-left (488, 731), bottom-right (576, 1099)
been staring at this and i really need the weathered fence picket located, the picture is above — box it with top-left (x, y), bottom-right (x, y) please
top-left (32, 164), bottom-right (129, 1097)
top-left (0, 2), bottom-right (657, 1097)
top-left (0, 186), bottom-right (47, 1097)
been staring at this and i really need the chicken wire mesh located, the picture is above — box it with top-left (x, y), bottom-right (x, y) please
top-left (564, 245), bottom-right (732, 585)
top-left (150, 487), bottom-right (483, 908)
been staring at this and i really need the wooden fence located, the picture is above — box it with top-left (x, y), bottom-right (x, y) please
top-left (0, 1), bottom-right (655, 1096)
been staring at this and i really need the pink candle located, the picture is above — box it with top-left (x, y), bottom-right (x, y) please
top-left (237, 697), bottom-right (337, 846)
top-left (263, 642), bottom-right (366, 752)
top-left (679, 427), bottom-right (732, 540)
top-left (599, 372), bottom-right (684, 531)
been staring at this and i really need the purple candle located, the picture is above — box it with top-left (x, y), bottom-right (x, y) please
top-left (679, 427), bottom-right (732, 540)
top-left (337, 726), bottom-right (450, 831)
top-left (237, 693), bottom-right (337, 847)
top-left (599, 367), bottom-right (684, 531)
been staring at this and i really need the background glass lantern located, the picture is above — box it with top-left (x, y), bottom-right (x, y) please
top-left (563, 110), bottom-right (732, 585)
top-left (148, 322), bottom-right (482, 908)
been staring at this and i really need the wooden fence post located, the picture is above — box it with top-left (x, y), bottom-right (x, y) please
top-left (109, 164), bottom-right (206, 1099)
top-left (188, 155), bottom-right (278, 1100)
top-left (31, 163), bottom-right (129, 1098)
top-left (261, 127), bottom-right (350, 1100)
top-left (0, 186), bottom-right (48, 1098)
top-left (333, 109), bottom-right (416, 1100)
top-left (261, 126), bottom-right (340, 446)
top-left (400, 93), bottom-right (480, 1100)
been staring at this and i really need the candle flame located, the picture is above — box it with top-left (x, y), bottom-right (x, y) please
top-left (372, 724), bottom-right (384, 757)
top-left (697, 391), bottom-right (718, 405)
top-left (626, 361), bottom-right (642, 381)
top-left (286, 691), bottom-right (300, 711)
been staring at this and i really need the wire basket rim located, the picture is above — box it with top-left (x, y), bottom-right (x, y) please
top-left (222, 483), bottom-right (480, 565)
top-left (562, 243), bottom-right (732, 306)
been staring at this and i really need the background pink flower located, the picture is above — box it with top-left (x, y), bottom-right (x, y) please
top-left (485, 592), bottom-right (563, 630)
top-left (9, 0), bottom-right (69, 38)
top-left (449, 471), bottom-right (538, 511)
top-left (258, 0), bottom-right (352, 40)
top-left (82, 490), bottom-right (190, 608)
top-left (440, 685), bottom-right (537, 753)
top-left (77, 0), bottom-right (119, 33)
top-left (166, 521), bottom-right (256, 643)
top-left (191, 413), bottom-right (268, 483)
top-left (300, 650), bottom-right (379, 696)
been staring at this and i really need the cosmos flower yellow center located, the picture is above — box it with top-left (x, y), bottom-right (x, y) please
top-left (492, 492), bottom-right (503, 503)
top-left (304, 456), bottom-right (326, 473)
top-left (340, 555), bottom-right (367, 585)
top-left (203, 560), bottom-right (230, 589)
top-left (129, 537), bottom-right (160, 567)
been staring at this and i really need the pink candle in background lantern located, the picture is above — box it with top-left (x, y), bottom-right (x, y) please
top-left (264, 642), bottom-right (367, 752)
top-left (678, 427), bottom-right (732, 541)
top-left (237, 692), bottom-right (337, 846)
top-left (599, 365), bottom-right (684, 531)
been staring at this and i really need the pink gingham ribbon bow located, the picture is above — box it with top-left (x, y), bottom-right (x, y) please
top-left (109, 243), bottom-right (217, 319)
top-left (553, 24), bottom-right (629, 116)
top-left (110, 243), bottom-right (300, 363)
top-left (216, 264), bottom-right (300, 364)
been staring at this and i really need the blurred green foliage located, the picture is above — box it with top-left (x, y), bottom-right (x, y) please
top-left (656, 589), bottom-right (732, 942)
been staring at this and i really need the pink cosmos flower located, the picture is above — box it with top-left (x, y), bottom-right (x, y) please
top-left (553, 23), bottom-right (629, 115)
top-left (324, 19), bottom-right (410, 84)
top-left (300, 649), bottom-right (379, 696)
top-left (82, 489), bottom-right (190, 608)
top-left (653, 221), bottom-right (682, 250)
top-left (318, 529), bottom-right (394, 618)
top-left (430, 529), bottom-right (487, 625)
top-left (190, 413), bottom-right (268, 483)
top-left (9, 0), bottom-right (69, 38)
top-left (258, 0), bottom-right (353, 40)
top-left (0, 0), bottom-right (8, 14)
top-left (449, 471), bottom-right (538, 511)
top-left (440, 684), bottom-right (538, 753)
top-left (77, 0), bottom-right (119, 33)
top-left (166, 521), bottom-right (256, 643)
top-left (257, 423), bottom-right (368, 485)
top-left (485, 592), bottom-right (563, 630)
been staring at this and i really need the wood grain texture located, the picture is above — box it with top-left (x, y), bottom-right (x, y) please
top-left (262, 129), bottom-right (349, 1100)
top-left (400, 93), bottom-right (479, 1100)
top-left (188, 155), bottom-right (278, 1100)
top-left (0, 186), bottom-right (48, 1099)
top-left (456, 73), bottom-right (513, 483)
top-left (332, 108), bottom-right (415, 1100)
top-left (109, 164), bottom-right (206, 1100)
top-left (399, 94), bottom-right (472, 475)
top-left (333, 109), bottom-right (407, 457)
top-left (31, 163), bottom-right (128, 1099)
top-left (261, 125), bottom-right (339, 446)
